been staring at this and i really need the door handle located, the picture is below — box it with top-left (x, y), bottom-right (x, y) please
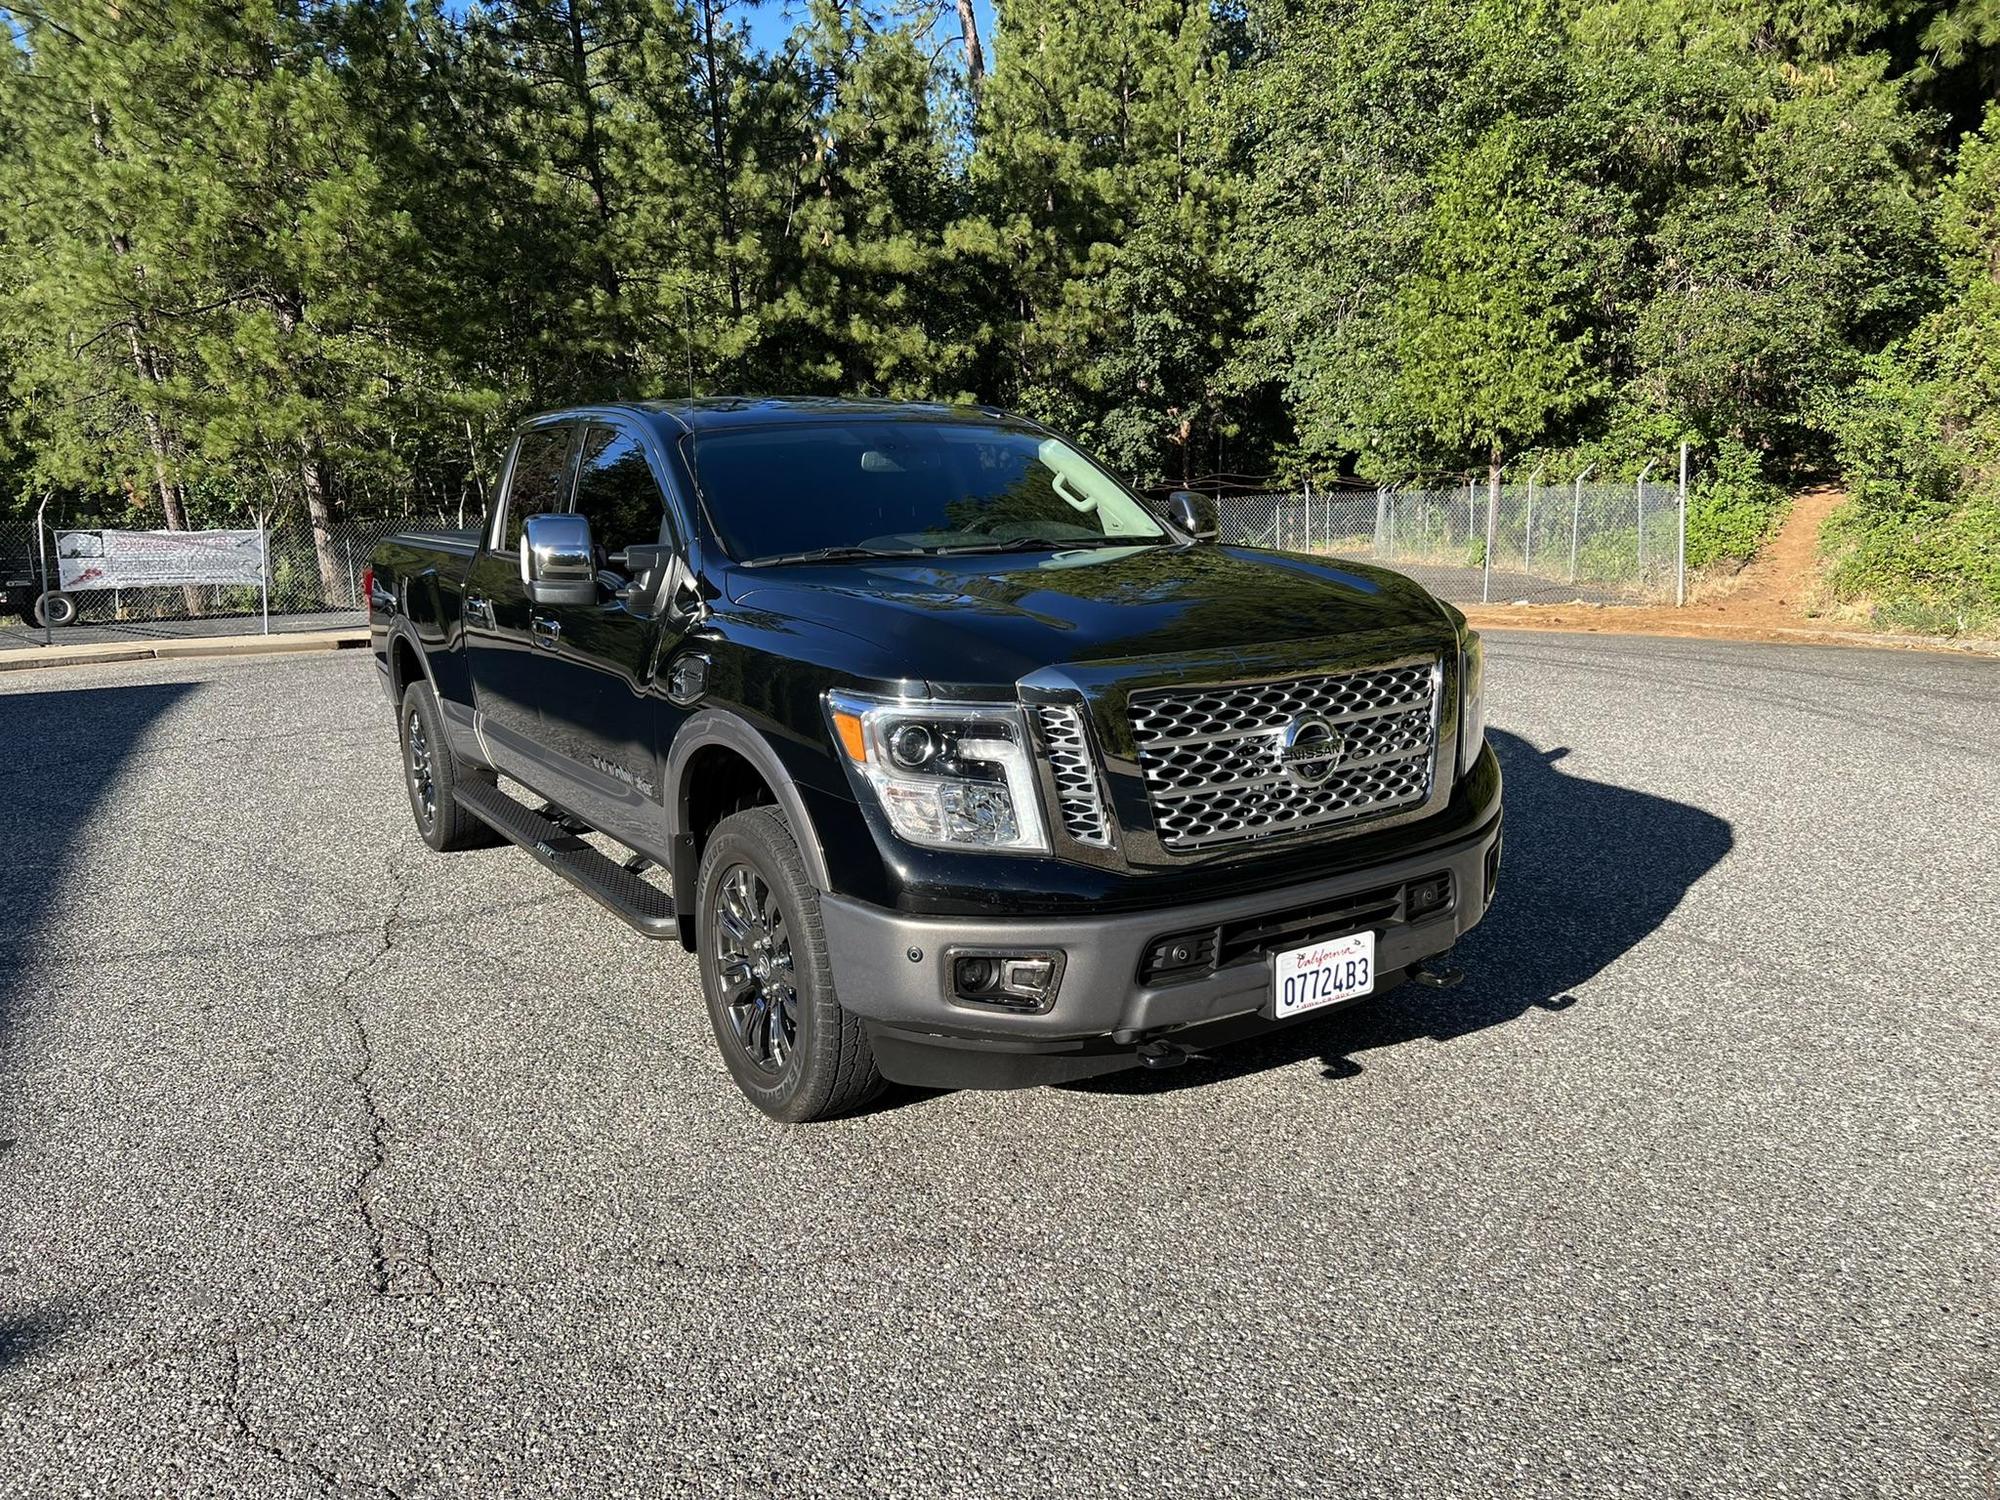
top-left (530, 615), bottom-right (561, 650)
top-left (463, 594), bottom-right (492, 627)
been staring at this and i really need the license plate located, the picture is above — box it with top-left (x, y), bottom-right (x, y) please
top-left (1272, 931), bottom-right (1376, 1018)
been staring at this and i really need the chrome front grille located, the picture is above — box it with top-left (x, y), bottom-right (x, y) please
top-left (1129, 659), bottom-right (1442, 851)
top-left (1035, 704), bottom-right (1112, 847)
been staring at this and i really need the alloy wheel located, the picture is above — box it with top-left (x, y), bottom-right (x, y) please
top-left (405, 708), bottom-right (436, 829)
top-left (711, 863), bottom-right (798, 1074)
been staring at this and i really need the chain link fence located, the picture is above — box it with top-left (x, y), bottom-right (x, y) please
top-left (1220, 474), bottom-right (1688, 605)
top-left (4, 467), bottom-right (1688, 648)
top-left (0, 509), bottom-right (466, 646)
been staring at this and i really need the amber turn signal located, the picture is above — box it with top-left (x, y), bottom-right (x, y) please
top-left (832, 708), bottom-right (868, 763)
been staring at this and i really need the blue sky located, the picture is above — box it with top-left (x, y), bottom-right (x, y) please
top-left (431, 1), bottom-right (1001, 65)
top-left (737, 0), bottom-right (999, 60)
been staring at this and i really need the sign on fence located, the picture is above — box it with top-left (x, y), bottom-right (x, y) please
top-left (55, 529), bottom-right (267, 592)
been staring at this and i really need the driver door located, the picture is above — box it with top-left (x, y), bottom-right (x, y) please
top-left (533, 420), bottom-right (693, 844)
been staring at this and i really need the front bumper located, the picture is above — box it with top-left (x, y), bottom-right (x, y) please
top-left (820, 799), bottom-right (1502, 1088)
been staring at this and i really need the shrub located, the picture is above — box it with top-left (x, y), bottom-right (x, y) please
top-left (1683, 443), bottom-right (1786, 571)
top-left (1575, 526), bottom-right (1639, 581)
top-left (1819, 106), bottom-right (2000, 632)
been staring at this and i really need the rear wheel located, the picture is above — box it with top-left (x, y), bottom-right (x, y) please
top-left (398, 681), bottom-right (501, 853)
top-left (697, 807), bottom-right (883, 1123)
top-left (32, 591), bottom-right (77, 628)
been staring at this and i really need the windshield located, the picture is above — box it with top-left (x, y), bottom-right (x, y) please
top-left (689, 420), bottom-right (1171, 563)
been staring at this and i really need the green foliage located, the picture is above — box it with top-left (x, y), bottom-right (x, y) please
top-left (1685, 443), bottom-right (1787, 570)
top-left (1388, 118), bottom-right (1603, 476)
top-left (1823, 101), bottom-right (2000, 619)
top-left (1577, 527), bottom-right (1641, 580)
top-left (964, 0), bottom-right (1238, 482)
top-left (0, 0), bottom-right (1993, 620)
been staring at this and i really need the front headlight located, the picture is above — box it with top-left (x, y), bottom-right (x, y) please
top-left (1459, 630), bottom-right (1486, 776)
top-left (827, 690), bottom-right (1050, 854)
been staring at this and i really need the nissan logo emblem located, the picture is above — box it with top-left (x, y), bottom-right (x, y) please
top-left (1278, 714), bottom-right (1345, 787)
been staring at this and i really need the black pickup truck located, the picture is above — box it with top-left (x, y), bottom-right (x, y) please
top-left (369, 399), bottom-right (1501, 1121)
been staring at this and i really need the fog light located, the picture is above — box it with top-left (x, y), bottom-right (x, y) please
top-left (949, 949), bottom-right (1065, 1011)
top-left (956, 956), bottom-right (998, 993)
top-left (1408, 874), bottom-right (1452, 919)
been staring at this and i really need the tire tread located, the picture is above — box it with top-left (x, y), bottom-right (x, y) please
top-left (698, 805), bottom-right (883, 1123)
top-left (399, 681), bottom-right (503, 853)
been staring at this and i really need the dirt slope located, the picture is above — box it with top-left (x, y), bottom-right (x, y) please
top-left (1457, 488), bottom-right (1995, 653)
top-left (1715, 487), bottom-right (1847, 617)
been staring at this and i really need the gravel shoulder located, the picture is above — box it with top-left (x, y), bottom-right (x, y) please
top-left (0, 640), bottom-right (1994, 1498)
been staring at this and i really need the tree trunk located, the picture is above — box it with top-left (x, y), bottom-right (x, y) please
top-left (94, 104), bottom-right (203, 613)
top-left (269, 296), bottom-right (345, 607)
top-left (125, 332), bottom-right (190, 531)
top-left (955, 0), bottom-right (984, 93)
top-left (699, 0), bottom-right (744, 322)
top-left (120, 284), bottom-right (204, 615)
top-left (298, 440), bottom-right (345, 607)
top-left (563, 0), bottom-right (626, 374)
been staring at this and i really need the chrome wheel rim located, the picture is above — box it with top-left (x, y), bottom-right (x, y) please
top-left (712, 863), bottom-right (797, 1075)
top-left (405, 709), bottom-right (436, 829)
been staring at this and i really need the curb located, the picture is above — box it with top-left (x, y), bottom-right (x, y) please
top-left (1462, 614), bottom-right (2000, 657)
top-left (0, 629), bottom-right (369, 673)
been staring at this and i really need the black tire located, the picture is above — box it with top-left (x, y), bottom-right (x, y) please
top-left (697, 806), bottom-right (884, 1123)
top-left (398, 681), bottom-right (502, 853)
top-left (32, 591), bottom-right (77, 628)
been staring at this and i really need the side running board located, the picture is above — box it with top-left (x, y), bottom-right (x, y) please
top-left (455, 778), bottom-right (678, 939)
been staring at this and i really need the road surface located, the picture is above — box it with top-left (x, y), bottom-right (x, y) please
top-left (0, 636), bottom-right (1992, 1497)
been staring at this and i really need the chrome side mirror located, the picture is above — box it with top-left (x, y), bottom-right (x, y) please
top-left (520, 513), bottom-right (597, 605)
top-left (1167, 489), bottom-right (1218, 541)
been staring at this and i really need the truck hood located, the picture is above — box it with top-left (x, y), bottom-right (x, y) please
top-left (724, 543), bottom-right (1457, 689)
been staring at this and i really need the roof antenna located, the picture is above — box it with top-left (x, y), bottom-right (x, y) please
top-left (683, 287), bottom-right (697, 412)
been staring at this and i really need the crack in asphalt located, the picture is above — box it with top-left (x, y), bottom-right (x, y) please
top-left (321, 855), bottom-right (535, 1311)
top-left (0, 890), bottom-right (572, 979)
top-left (225, 1341), bottom-right (409, 1500)
top-left (336, 852), bottom-right (418, 1300)
top-left (0, 1279), bottom-right (523, 1412)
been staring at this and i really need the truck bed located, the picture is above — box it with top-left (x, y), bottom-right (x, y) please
top-left (394, 527), bottom-right (480, 556)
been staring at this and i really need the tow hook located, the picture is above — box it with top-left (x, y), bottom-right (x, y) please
top-left (1135, 1040), bottom-right (1191, 1070)
top-left (1412, 951), bottom-right (1465, 990)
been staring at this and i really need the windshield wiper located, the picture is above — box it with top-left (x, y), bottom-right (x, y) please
top-left (740, 544), bottom-right (931, 568)
top-left (924, 535), bottom-right (1148, 556)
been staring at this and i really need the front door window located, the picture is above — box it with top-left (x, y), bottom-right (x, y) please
top-left (571, 425), bottom-right (667, 565)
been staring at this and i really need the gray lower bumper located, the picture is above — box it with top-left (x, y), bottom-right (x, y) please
top-left (820, 810), bottom-right (1501, 1064)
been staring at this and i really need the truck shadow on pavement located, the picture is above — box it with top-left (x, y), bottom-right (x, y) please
top-left (0, 679), bottom-right (201, 1372)
top-left (1064, 727), bottom-right (1735, 1095)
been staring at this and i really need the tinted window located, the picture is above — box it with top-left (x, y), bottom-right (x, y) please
top-left (501, 425), bottom-right (576, 549)
top-left (690, 421), bottom-right (1169, 562)
top-left (572, 425), bottom-right (666, 560)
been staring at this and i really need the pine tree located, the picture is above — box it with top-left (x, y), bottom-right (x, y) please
top-left (966, 0), bottom-right (1236, 482)
top-left (0, 4), bottom-right (203, 532)
top-left (0, 1), bottom-right (470, 599)
top-left (755, 0), bottom-right (975, 397)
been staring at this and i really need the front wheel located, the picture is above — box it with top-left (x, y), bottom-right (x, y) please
top-left (697, 807), bottom-right (884, 1123)
top-left (32, 591), bottom-right (77, 628)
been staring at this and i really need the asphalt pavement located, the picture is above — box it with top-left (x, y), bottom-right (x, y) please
top-left (0, 635), bottom-right (1993, 1497)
